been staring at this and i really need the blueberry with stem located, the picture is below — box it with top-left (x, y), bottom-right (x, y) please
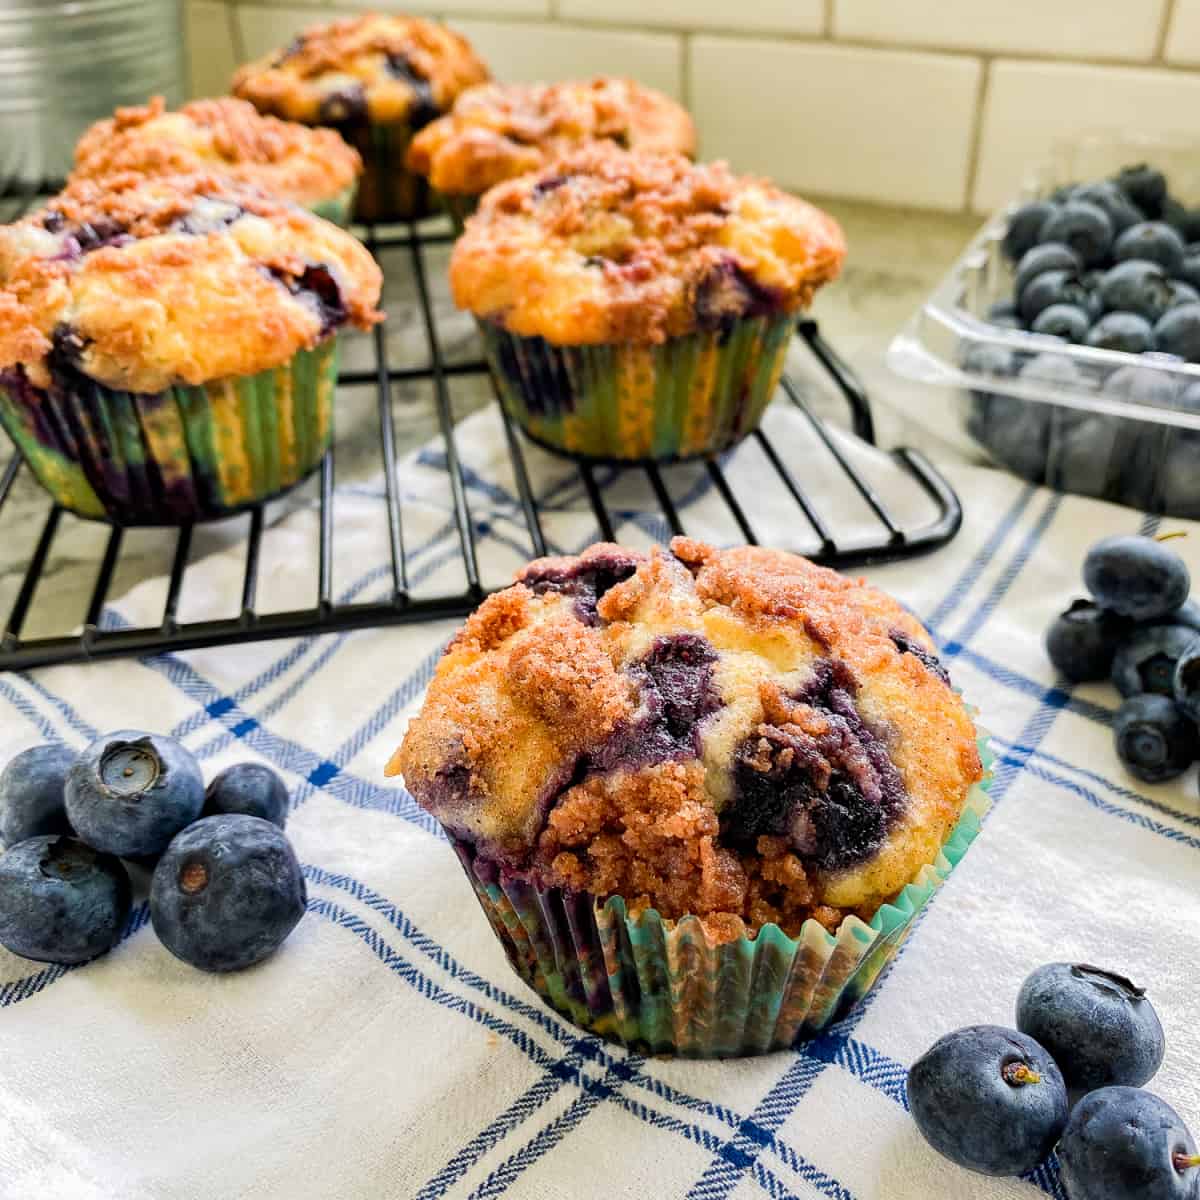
top-left (1112, 693), bottom-right (1197, 782)
top-left (1045, 600), bottom-right (1132, 682)
top-left (0, 744), bottom-right (75, 847)
top-left (1084, 534), bottom-right (1190, 620)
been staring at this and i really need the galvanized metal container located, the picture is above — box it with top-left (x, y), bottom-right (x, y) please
top-left (0, 0), bottom-right (185, 187)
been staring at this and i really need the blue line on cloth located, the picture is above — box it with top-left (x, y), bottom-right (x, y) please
top-left (925, 482), bottom-right (1037, 632)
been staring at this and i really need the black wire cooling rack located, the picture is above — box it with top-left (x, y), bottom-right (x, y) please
top-left (0, 203), bottom-right (962, 673)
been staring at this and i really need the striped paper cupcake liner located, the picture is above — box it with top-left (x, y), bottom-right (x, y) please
top-left (479, 314), bottom-right (795, 463)
top-left (452, 729), bottom-right (992, 1058)
top-left (337, 123), bottom-right (434, 224)
top-left (0, 338), bottom-right (339, 526)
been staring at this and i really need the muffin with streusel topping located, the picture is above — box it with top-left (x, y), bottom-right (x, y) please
top-left (71, 96), bottom-right (363, 226)
top-left (232, 13), bottom-right (489, 223)
top-left (450, 144), bottom-right (846, 462)
top-left (406, 77), bottom-right (695, 228)
top-left (0, 171), bottom-right (382, 524)
top-left (388, 538), bottom-right (989, 1055)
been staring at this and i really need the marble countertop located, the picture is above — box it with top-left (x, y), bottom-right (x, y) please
top-left (0, 198), bottom-right (982, 645)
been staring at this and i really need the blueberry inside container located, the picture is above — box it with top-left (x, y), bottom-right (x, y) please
top-left (888, 133), bottom-right (1200, 516)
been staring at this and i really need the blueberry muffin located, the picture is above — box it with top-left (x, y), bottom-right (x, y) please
top-left (71, 96), bottom-right (363, 226)
top-left (388, 539), bottom-right (988, 1054)
top-left (406, 77), bottom-right (695, 228)
top-left (450, 145), bottom-right (846, 461)
top-left (232, 13), bottom-right (489, 223)
top-left (0, 171), bottom-right (382, 524)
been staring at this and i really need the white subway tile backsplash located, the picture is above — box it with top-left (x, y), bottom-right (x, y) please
top-left (186, 1), bottom-right (239, 99)
top-left (1166, 0), bottom-right (1200, 63)
top-left (237, 6), bottom-right (339, 61)
top-left (689, 39), bottom-right (981, 211)
top-left (447, 19), bottom-right (683, 98)
top-left (834, 0), bottom-right (1167, 62)
top-left (558, 0), bottom-right (822, 36)
top-left (974, 59), bottom-right (1200, 210)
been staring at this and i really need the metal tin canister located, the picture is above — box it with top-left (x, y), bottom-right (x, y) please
top-left (0, 0), bottom-right (185, 186)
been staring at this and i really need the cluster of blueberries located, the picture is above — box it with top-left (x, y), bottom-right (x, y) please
top-left (1045, 533), bottom-right (1200, 785)
top-left (0, 732), bottom-right (306, 973)
top-left (907, 963), bottom-right (1196, 1198)
top-left (967, 164), bottom-right (1200, 513)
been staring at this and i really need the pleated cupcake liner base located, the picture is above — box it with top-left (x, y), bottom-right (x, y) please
top-left (0, 339), bottom-right (339, 526)
top-left (479, 314), bottom-right (796, 463)
top-left (337, 122), bottom-right (434, 224)
top-left (453, 731), bottom-right (992, 1058)
top-left (308, 182), bottom-right (359, 228)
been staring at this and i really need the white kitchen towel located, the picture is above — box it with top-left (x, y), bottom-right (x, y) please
top-left (0, 402), bottom-right (1197, 1200)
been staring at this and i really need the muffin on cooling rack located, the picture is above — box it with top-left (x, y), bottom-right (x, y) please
top-left (232, 13), bottom-right (489, 223)
top-left (450, 144), bottom-right (846, 462)
top-left (0, 171), bottom-right (382, 525)
top-left (388, 537), bottom-right (989, 1056)
top-left (406, 77), bottom-right (695, 228)
top-left (70, 96), bottom-right (363, 226)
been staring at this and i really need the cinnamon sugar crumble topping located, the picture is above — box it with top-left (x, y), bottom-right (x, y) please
top-left (449, 144), bottom-right (846, 345)
top-left (406, 78), bottom-right (695, 198)
top-left (389, 539), bottom-right (982, 943)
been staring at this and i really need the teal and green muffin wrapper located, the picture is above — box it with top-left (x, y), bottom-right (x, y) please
top-left (337, 122), bottom-right (433, 224)
top-left (0, 338), bottom-right (339, 526)
top-left (451, 730), bottom-right (992, 1057)
top-left (308, 181), bottom-right (359, 228)
top-left (479, 313), bottom-right (796, 463)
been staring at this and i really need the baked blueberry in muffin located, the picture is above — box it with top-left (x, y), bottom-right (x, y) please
top-left (389, 538), bottom-right (983, 941)
top-left (406, 77), bottom-right (695, 226)
top-left (232, 13), bottom-right (489, 222)
top-left (70, 96), bottom-right (363, 225)
top-left (0, 171), bottom-right (382, 523)
top-left (450, 145), bottom-right (846, 461)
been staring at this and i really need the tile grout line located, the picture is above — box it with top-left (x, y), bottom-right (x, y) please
top-left (1156, 0), bottom-right (1178, 60)
top-left (963, 54), bottom-right (993, 215)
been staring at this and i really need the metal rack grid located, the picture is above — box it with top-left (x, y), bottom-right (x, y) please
top-left (0, 216), bottom-right (962, 674)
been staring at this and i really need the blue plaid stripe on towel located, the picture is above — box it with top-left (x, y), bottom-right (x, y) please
top-left (1, 403), bottom-right (1197, 1200)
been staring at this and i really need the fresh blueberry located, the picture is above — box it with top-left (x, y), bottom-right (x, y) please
top-left (0, 744), bottom-right (75, 847)
top-left (1177, 253), bottom-right (1200, 292)
top-left (1040, 201), bottom-right (1114, 267)
top-left (1072, 181), bottom-right (1145, 236)
top-left (1058, 1087), bottom-right (1200, 1200)
top-left (986, 298), bottom-right (1022, 329)
top-left (1045, 410), bottom-right (1123, 499)
top-left (150, 815), bottom-right (306, 972)
top-left (65, 731), bottom-right (204, 859)
top-left (1104, 361), bottom-right (1182, 407)
top-left (1045, 600), bottom-right (1133, 682)
top-left (1160, 388), bottom-right (1200, 516)
top-left (1020, 270), bottom-right (1090, 325)
top-left (203, 763), bottom-right (288, 828)
top-left (1004, 200), bottom-right (1059, 261)
top-left (0, 835), bottom-right (131, 964)
top-left (1087, 312), bottom-right (1156, 354)
top-left (907, 1025), bottom-right (1068, 1177)
top-left (1155, 302), bottom-right (1200, 361)
top-left (1112, 693), bottom-right (1197, 782)
top-left (1173, 209), bottom-right (1200, 243)
top-left (1015, 243), bottom-right (1083, 297)
top-left (1112, 624), bottom-right (1200, 699)
top-left (1114, 222), bottom-right (1187, 275)
top-left (1099, 260), bottom-right (1174, 322)
top-left (1171, 636), bottom-right (1200, 722)
top-left (970, 394), bottom-right (1050, 482)
top-left (1169, 594), bottom-right (1200, 634)
top-left (1052, 183), bottom-right (1080, 204)
top-left (1085, 534), bottom-right (1190, 620)
top-left (1016, 963), bottom-right (1165, 1093)
top-left (1115, 164), bottom-right (1168, 218)
top-left (1033, 303), bottom-right (1090, 341)
top-left (1166, 279), bottom-right (1200, 308)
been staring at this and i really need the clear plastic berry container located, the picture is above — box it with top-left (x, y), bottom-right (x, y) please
top-left (887, 134), bottom-right (1200, 515)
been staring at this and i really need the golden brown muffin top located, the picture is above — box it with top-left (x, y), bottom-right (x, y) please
top-left (0, 171), bottom-right (382, 394)
top-left (388, 538), bottom-right (982, 941)
top-left (231, 13), bottom-right (490, 127)
top-left (449, 144), bottom-right (846, 345)
top-left (406, 77), bottom-right (695, 198)
top-left (70, 96), bottom-right (362, 208)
